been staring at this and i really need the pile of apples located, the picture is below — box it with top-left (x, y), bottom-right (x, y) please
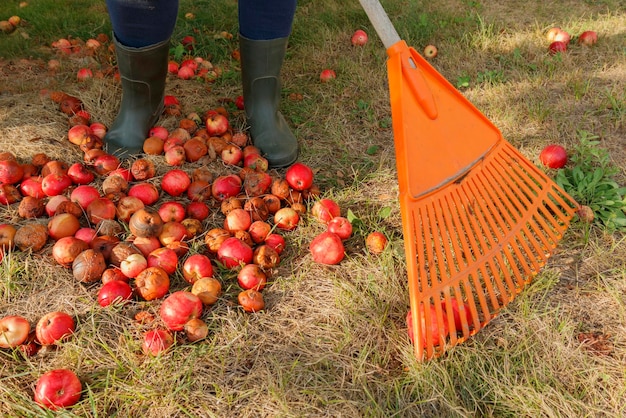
top-left (0, 88), bottom-right (393, 408)
top-left (546, 26), bottom-right (598, 55)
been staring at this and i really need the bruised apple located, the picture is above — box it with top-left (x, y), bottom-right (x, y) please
top-left (191, 276), bottom-right (222, 305)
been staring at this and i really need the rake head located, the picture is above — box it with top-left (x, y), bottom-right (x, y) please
top-left (403, 141), bottom-right (578, 360)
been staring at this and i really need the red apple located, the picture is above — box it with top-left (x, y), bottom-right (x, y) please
top-left (578, 30), bottom-right (597, 46)
top-left (311, 198), bottom-right (341, 224)
top-left (147, 247), bottom-right (179, 275)
top-left (217, 237), bottom-right (253, 268)
top-left (309, 231), bottom-right (344, 265)
top-left (0, 315), bottom-right (30, 348)
top-left (97, 280), bottom-right (133, 307)
top-left (211, 174), bottom-right (242, 201)
top-left (539, 144), bottom-right (567, 168)
top-left (442, 297), bottom-right (473, 332)
top-left (74, 227), bottom-right (97, 244)
top-left (168, 60), bottom-right (180, 74)
top-left (19, 176), bottom-right (45, 199)
top-left (47, 213), bottom-right (81, 240)
top-left (224, 208), bottom-right (252, 233)
top-left (177, 65), bottom-right (195, 80)
top-left (132, 236), bottom-right (162, 258)
top-left (89, 122), bottom-right (107, 139)
top-left (41, 173), bottom-right (72, 196)
top-left (142, 329), bottom-right (174, 356)
top-left (285, 162), bottom-right (314, 191)
top-left (45, 195), bottom-right (69, 217)
top-left (234, 95), bottom-right (244, 110)
top-left (264, 233), bottom-right (286, 255)
top-left (554, 29), bottom-right (571, 44)
top-left (67, 162), bottom-right (95, 185)
top-left (182, 253), bottom-right (213, 284)
top-left (77, 67), bottom-right (93, 81)
top-left (327, 216), bottom-right (353, 240)
top-left (92, 153), bottom-right (120, 176)
top-left (164, 145), bottom-right (187, 166)
top-left (158, 201), bottom-right (186, 223)
top-left (274, 207), bottom-right (299, 231)
top-left (237, 263), bottom-right (267, 291)
top-left (351, 29), bottom-right (368, 46)
top-left (159, 290), bottom-right (203, 331)
top-left (320, 69), bottom-right (336, 82)
top-left (243, 153), bottom-right (268, 172)
top-left (67, 124), bottom-right (91, 146)
top-left (128, 182), bottom-right (160, 206)
top-left (70, 184), bottom-right (101, 210)
top-left (149, 126), bottom-right (169, 141)
top-left (33, 368), bottom-right (82, 410)
top-left (548, 41), bottom-right (567, 55)
top-left (221, 144), bottom-right (243, 166)
top-left (35, 311), bottom-right (75, 345)
top-left (205, 113), bottom-right (229, 136)
top-left (186, 201), bottom-right (210, 221)
top-left (248, 220), bottom-right (271, 244)
top-left (406, 304), bottom-right (449, 347)
top-left (162, 169), bottom-right (191, 197)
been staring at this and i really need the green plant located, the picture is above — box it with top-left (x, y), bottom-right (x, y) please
top-left (555, 131), bottom-right (626, 230)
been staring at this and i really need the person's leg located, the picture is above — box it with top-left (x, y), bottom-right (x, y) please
top-left (238, 0), bottom-right (299, 167)
top-left (104, 0), bottom-right (178, 156)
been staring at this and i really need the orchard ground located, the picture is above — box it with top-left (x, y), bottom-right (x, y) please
top-left (1, 0), bottom-right (626, 416)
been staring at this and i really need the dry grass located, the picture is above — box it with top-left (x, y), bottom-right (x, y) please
top-left (1, 0), bottom-right (626, 416)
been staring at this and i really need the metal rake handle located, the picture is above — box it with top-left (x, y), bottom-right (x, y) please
top-left (358, 0), bottom-right (402, 48)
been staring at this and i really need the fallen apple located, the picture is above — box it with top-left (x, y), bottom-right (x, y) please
top-left (423, 44), bottom-right (438, 58)
top-left (539, 144), bottom-right (567, 168)
top-left (33, 368), bottom-right (82, 410)
top-left (309, 231), bottom-right (344, 265)
top-left (578, 30), bottom-right (598, 46)
top-left (0, 315), bottom-right (30, 348)
top-left (320, 69), bottom-right (336, 83)
top-left (351, 29), bottom-right (368, 46)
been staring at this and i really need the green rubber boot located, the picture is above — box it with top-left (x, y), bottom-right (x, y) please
top-left (104, 36), bottom-right (169, 157)
top-left (240, 35), bottom-right (298, 168)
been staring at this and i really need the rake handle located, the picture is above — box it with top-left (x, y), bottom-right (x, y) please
top-left (358, 0), bottom-right (402, 49)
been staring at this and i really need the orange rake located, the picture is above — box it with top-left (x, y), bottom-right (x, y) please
top-left (359, 0), bottom-right (578, 360)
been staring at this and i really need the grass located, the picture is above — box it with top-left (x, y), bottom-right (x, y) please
top-left (1, 0), bottom-right (626, 416)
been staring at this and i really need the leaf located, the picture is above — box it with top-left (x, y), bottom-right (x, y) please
top-left (378, 206), bottom-right (392, 219)
top-left (346, 209), bottom-right (358, 223)
top-left (366, 145), bottom-right (379, 155)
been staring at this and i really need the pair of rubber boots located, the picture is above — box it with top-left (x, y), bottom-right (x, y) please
top-left (104, 34), bottom-right (298, 168)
